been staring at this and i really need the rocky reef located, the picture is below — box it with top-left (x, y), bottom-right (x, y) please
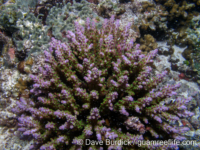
top-left (0, 0), bottom-right (200, 150)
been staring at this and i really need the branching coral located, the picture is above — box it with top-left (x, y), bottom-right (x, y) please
top-left (13, 16), bottom-right (194, 150)
top-left (0, 3), bottom-right (22, 32)
top-left (13, 12), bottom-right (50, 59)
top-left (139, 34), bottom-right (158, 53)
top-left (97, 0), bottom-right (125, 18)
top-left (46, 0), bottom-right (95, 41)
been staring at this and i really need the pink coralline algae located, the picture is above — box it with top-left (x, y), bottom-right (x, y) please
top-left (13, 16), bottom-right (193, 150)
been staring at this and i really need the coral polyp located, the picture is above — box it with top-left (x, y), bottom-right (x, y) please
top-left (13, 16), bottom-right (193, 150)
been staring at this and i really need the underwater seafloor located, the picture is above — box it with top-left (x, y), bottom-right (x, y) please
top-left (0, 0), bottom-right (200, 150)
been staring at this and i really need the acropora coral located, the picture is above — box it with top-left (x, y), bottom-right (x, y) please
top-left (13, 16), bottom-right (194, 150)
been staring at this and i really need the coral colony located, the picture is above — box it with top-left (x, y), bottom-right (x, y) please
top-left (13, 16), bottom-right (194, 150)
